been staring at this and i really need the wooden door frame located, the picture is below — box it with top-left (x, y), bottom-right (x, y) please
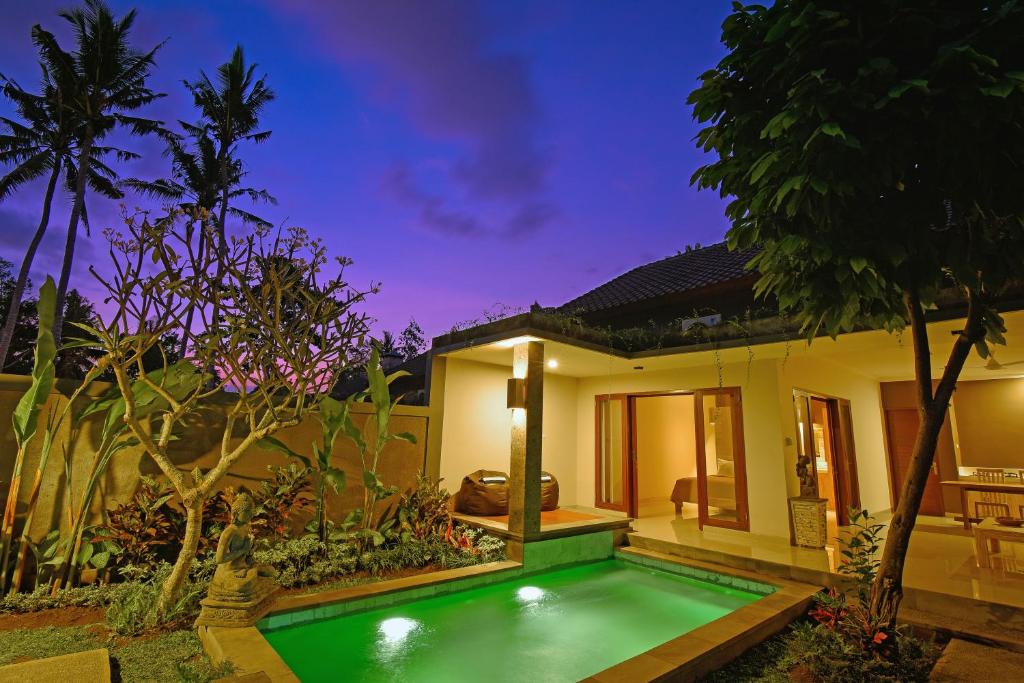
top-left (693, 387), bottom-right (750, 532)
top-left (793, 390), bottom-right (861, 527)
top-left (593, 394), bottom-right (631, 513)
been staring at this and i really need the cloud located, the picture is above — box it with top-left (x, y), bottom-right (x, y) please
top-left (382, 163), bottom-right (483, 237)
top-left (273, 1), bottom-right (556, 238)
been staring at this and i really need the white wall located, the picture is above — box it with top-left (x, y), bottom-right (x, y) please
top-left (635, 394), bottom-right (696, 500)
top-left (438, 357), bottom-right (579, 505)
top-left (776, 355), bottom-right (890, 515)
top-left (575, 357), bottom-right (792, 538)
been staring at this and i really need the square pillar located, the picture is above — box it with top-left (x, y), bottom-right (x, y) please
top-left (508, 340), bottom-right (543, 541)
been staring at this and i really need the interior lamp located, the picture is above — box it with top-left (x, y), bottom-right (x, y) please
top-left (507, 377), bottom-right (527, 410)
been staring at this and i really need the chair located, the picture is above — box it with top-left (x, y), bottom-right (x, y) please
top-left (975, 501), bottom-right (1011, 519)
top-left (976, 468), bottom-right (1006, 483)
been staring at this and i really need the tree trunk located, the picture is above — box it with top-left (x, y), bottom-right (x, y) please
top-left (867, 404), bottom-right (947, 627)
top-left (158, 497), bottom-right (203, 614)
top-left (0, 161), bottom-right (61, 371)
top-left (53, 131), bottom-right (94, 351)
top-left (868, 289), bottom-right (985, 630)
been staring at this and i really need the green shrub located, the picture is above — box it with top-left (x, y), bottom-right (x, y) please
top-left (105, 564), bottom-right (207, 635)
top-left (359, 530), bottom-right (506, 575)
top-left (0, 582), bottom-right (127, 614)
top-left (254, 536), bottom-right (358, 588)
top-left (785, 620), bottom-right (937, 683)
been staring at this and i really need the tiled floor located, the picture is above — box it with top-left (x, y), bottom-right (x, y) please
top-left (631, 512), bottom-right (1024, 609)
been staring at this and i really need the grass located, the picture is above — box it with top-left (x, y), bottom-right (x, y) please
top-left (0, 625), bottom-right (231, 682)
top-left (700, 629), bottom-right (792, 682)
top-left (0, 625), bottom-right (101, 665)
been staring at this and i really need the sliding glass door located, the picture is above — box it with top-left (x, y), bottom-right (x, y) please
top-left (693, 387), bottom-right (750, 531)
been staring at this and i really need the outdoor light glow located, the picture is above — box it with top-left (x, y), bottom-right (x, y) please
top-left (496, 335), bottom-right (541, 348)
top-left (379, 617), bottom-right (419, 644)
top-left (547, 359), bottom-right (559, 369)
top-left (517, 586), bottom-right (545, 603)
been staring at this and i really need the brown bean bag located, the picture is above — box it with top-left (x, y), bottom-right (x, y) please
top-left (456, 470), bottom-right (509, 515)
top-left (540, 471), bottom-right (559, 511)
top-left (455, 470), bottom-right (560, 515)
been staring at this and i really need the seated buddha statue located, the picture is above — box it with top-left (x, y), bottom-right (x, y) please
top-left (197, 492), bottom-right (278, 627)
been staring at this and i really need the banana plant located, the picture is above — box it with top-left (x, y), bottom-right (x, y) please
top-left (349, 348), bottom-right (416, 547)
top-left (9, 356), bottom-right (109, 594)
top-left (49, 361), bottom-right (201, 593)
top-left (0, 277), bottom-right (57, 593)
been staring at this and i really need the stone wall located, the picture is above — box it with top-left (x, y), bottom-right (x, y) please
top-left (0, 373), bottom-right (432, 540)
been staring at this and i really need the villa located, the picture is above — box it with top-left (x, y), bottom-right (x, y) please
top-left (422, 242), bottom-right (1024, 613)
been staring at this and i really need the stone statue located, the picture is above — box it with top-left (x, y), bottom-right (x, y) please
top-left (195, 493), bottom-right (279, 629)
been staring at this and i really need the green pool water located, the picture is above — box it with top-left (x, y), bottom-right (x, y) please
top-left (262, 559), bottom-right (760, 682)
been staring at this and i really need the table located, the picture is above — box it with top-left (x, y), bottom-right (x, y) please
top-left (973, 517), bottom-right (1024, 568)
top-left (941, 478), bottom-right (1024, 530)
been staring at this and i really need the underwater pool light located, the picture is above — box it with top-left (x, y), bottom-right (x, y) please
top-left (516, 586), bottom-right (545, 603)
top-left (379, 617), bottom-right (418, 644)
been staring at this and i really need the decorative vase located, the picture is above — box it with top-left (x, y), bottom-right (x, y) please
top-left (789, 496), bottom-right (828, 548)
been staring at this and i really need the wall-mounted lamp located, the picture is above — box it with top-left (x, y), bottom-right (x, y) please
top-left (507, 377), bottom-right (527, 410)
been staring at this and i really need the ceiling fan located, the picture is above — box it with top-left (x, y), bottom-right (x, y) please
top-left (984, 353), bottom-right (1024, 371)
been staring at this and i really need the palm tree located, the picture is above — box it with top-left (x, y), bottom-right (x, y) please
top-left (0, 65), bottom-right (136, 371)
top-left (184, 46), bottom-right (273, 364)
top-left (122, 125), bottom-right (276, 355)
top-left (31, 0), bottom-right (165, 348)
top-left (0, 74), bottom-right (73, 370)
top-left (185, 46), bottom-right (274, 247)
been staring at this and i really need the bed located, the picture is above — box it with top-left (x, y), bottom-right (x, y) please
top-left (670, 475), bottom-right (736, 514)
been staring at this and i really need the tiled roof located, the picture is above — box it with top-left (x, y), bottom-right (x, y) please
top-left (560, 241), bottom-right (759, 315)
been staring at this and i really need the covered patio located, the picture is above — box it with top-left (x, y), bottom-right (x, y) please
top-left (427, 307), bottom-right (1024, 626)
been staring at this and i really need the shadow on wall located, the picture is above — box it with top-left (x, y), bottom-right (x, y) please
top-left (0, 374), bottom-right (430, 541)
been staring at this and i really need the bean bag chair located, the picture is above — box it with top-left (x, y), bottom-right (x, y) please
top-left (456, 470), bottom-right (509, 515)
top-left (456, 470), bottom-right (561, 515)
top-left (540, 472), bottom-right (559, 511)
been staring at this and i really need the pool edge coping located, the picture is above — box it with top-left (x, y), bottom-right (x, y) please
top-left (204, 550), bottom-right (820, 682)
top-left (201, 560), bottom-right (524, 680)
top-left (593, 546), bottom-right (821, 682)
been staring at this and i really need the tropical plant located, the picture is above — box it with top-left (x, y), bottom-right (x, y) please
top-left (688, 0), bottom-right (1024, 630)
top-left (86, 209), bottom-right (372, 611)
top-left (0, 277), bottom-right (56, 593)
top-left (105, 562), bottom-right (207, 636)
top-left (396, 474), bottom-right (452, 543)
top-left (341, 348), bottom-right (417, 548)
top-left (261, 398), bottom-right (351, 544)
top-left (250, 463), bottom-right (314, 538)
top-left (31, 0), bottom-right (165, 347)
top-left (96, 476), bottom-right (178, 574)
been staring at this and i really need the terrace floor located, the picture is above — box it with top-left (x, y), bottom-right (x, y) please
top-left (454, 505), bottom-right (633, 541)
top-left (631, 511), bottom-right (1024, 611)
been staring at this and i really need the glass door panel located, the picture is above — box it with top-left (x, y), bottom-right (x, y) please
top-left (595, 395), bottom-right (628, 511)
top-left (694, 387), bottom-right (749, 530)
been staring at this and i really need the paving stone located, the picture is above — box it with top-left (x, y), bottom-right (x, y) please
top-left (0, 647), bottom-right (110, 683)
top-left (930, 638), bottom-right (1024, 682)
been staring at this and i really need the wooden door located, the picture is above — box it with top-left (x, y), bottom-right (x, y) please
top-left (595, 395), bottom-right (630, 512)
top-left (885, 409), bottom-right (944, 516)
top-left (832, 399), bottom-right (861, 523)
top-left (693, 387), bottom-right (750, 531)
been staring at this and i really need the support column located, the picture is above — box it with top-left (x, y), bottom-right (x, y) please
top-left (508, 340), bottom-right (543, 542)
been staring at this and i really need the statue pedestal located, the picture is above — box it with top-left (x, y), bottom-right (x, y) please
top-left (195, 577), bottom-right (279, 628)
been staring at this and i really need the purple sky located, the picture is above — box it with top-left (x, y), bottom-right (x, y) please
top-left (0, 1), bottom-right (733, 339)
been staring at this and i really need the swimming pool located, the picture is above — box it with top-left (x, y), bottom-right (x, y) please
top-left (261, 559), bottom-right (763, 682)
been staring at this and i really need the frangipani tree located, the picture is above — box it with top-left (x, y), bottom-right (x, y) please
top-left (690, 1), bottom-right (1024, 632)
top-left (84, 208), bottom-right (372, 609)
